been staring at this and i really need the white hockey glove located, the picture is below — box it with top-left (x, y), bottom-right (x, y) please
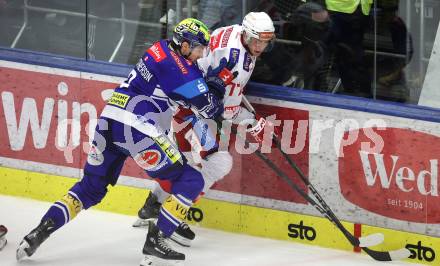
top-left (246, 114), bottom-right (280, 144)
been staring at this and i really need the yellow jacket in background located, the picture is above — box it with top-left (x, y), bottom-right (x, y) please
top-left (326, 0), bottom-right (373, 15)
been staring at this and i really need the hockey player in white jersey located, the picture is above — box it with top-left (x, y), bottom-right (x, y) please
top-left (134, 12), bottom-right (277, 247)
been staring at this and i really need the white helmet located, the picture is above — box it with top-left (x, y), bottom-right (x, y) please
top-left (242, 12), bottom-right (275, 42)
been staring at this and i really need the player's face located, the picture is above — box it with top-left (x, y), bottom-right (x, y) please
top-left (247, 37), bottom-right (270, 57)
top-left (187, 44), bottom-right (207, 61)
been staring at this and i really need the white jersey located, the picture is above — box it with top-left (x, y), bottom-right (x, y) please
top-left (197, 24), bottom-right (256, 123)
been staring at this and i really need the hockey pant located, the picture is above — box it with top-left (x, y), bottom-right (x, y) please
top-left (150, 107), bottom-right (233, 204)
top-left (41, 116), bottom-right (204, 237)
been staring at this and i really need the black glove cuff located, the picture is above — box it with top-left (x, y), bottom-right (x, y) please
top-left (206, 76), bottom-right (226, 99)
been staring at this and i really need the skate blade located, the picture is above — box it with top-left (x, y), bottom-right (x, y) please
top-left (16, 240), bottom-right (30, 261)
top-left (0, 238), bottom-right (7, 251)
top-left (169, 233), bottom-right (192, 247)
top-left (140, 255), bottom-right (184, 266)
top-left (133, 218), bottom-right (157, 228)
top-left (0, 226), bottom-right (7, 238)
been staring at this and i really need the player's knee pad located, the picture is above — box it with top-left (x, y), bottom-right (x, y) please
top-left (201, 151), bottom-right (233, 183)
top-left (70, 174), bottom-right (109, 209)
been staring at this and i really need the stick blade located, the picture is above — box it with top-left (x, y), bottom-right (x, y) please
top-left (389, 248), bottom-right (411, 261)
top-left (358, 233), bottom-right (384, 247)
top-left (363, 247), bottom-right (411, 261)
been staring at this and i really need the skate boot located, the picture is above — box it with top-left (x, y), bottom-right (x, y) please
top-left (133, 193), bottom-right (196, 247)
top-left (0, 225), bottom-right (7, 251)
top-left (170, 222), bottom-right (195, 247)
top-left (133, 192), bottom-right (161, 227)
top-left (16, 218), bottom-right (55, 260)
top-left (140, 220), bottom-right (185, 266)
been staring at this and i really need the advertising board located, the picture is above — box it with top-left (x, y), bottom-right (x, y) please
top-left (2, 58), bottom-right (440, 242)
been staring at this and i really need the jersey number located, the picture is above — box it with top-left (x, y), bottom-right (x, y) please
top-left (228, 82), bottom-right (242, 96)
top-left (120, 69), bottom-right (137, 88)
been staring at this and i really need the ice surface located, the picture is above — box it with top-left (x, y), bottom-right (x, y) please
top-left (0, 195), bottom-right (419, 266)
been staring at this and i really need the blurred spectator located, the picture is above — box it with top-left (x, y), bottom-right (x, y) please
top-left (326, 0), bottom-right (373, 97)
top-left (198, 0), bottom-right (242, 30)
top-left (291, 1), bottom-right (332, 91)
top-left (0, 0), bottom-right (6, 9)
top-left (375, 0), bottom-right (413, 101)
top-left (251, 0), bottom-right (333, 92)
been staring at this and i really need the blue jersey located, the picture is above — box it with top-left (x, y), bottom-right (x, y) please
top-left (104, 40), bottom-right (221, 135)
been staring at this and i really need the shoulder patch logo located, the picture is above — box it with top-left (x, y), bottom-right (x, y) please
top-left (210, 29), bottom-right (224, 51)
top-left (148, 43), bottom-right (167, 62)
top-left (221, 27), bottom-right (233, 48)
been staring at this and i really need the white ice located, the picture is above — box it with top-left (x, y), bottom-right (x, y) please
top-left (0, 195), bottom-right (420, 266)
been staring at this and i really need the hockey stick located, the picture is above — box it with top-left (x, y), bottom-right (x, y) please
top-left (238, 96), bottom-right (410, 261)
top-left (240, 97), bottom-right (385, 246)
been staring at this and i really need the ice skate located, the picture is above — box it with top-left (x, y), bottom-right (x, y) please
top-left (169, 222), bottom-right (195, 247)
top-left (133, 192), bottom-right (161, 228)
top-left (16, 218), bottom-right (55, 260)
top-left (140, 220), bottom-right (185, 266)
top-left (0, 225), bottom-right (7, 251)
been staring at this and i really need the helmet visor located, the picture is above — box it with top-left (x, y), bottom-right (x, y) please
top-left (258, 32), bottom-right (275, 41)
top-left (245, 33), bottom-right (275, 54)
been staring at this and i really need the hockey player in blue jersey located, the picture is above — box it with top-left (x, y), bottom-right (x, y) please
top-left (16, 18), bottom-right (233, 266)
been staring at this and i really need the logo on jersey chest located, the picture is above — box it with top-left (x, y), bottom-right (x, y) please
top-left (243, 52), bottom-right (252, 72)
top-left (229, 48), bottom-right (240, 68)
top-left (170, 51), bottom-right (188, 75)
